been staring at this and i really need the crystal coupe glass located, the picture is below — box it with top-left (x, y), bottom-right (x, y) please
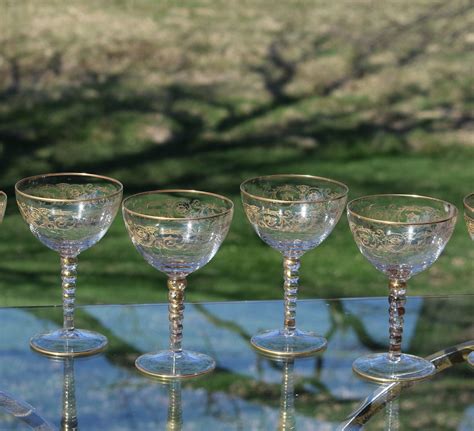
top-left (123, 190), bottom-right (233, 378)
top-left (241, 175), bottom-right (348, 357)
top-left (0, 191), bottom-right (6, 223)
top-left (16, 173), bottom-right (123, 356)
top-left (347, 194), bottom-right (457, 382)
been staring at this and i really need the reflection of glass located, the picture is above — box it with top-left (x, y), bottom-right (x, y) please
top-left (61, 358), bottom-right (78, 431)
top-left (347, 194), bottom-right (457, 382)
top-left (463, 193), bottom-right (474, 240)
top-left (0, 191), bottom-right (6, 223)
top-left (278, 359), bottom-right (296, 431)
top-left (123, 190), bottom-right (233, 378)
top-left (0, 390), bottom-right (55, 429)
top-left (166, 380), bottom-right (183, 431)
top-left (339, 342), bottom-right (474, 429)
top-left (384, 396), bottom-right (400, 431)
top-left (241, 175), bottom-right (348, 357)
top-left (16, 173), bottom-right (123, 356)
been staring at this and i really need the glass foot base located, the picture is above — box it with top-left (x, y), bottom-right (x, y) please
top-left (135, 350), bottom-right (216, 379)
top-left (250, 329), bottom-right (327, 358)
top-left (353, 352), bottom-right (435, 383)
top-left (30, 329), bottom-right (108, 357)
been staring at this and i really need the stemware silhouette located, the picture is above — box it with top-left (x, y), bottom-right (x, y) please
top-left (123, 190), bottom-right (233, 378)
top-left (241, 174), bottom-right (348, 356)
top-left (0, 191), bottom-right (6, 223)
top-left (347, 194), bottom-right (457, 382)
top-left (16, 173), bottom-right (123, 356)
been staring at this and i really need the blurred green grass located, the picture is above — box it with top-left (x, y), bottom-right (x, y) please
top-left (0, 0), bottom-right (473, 306)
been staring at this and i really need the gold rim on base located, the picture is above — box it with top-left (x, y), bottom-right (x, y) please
top-left (30, 339), bottom-right (108, 358)
top-left (352, 354), bottom-right (436, 383)
top-left (250, 338), bottom-right (327, 358)
top-left (134, 353), bottom-right (216, 380)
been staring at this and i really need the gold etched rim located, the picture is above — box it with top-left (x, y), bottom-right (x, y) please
top-left (240, 174), bottom-right (349, 204)
top-left (122, 189), bottom-right (234, 221)
top-left (463, 192), bottom-right (474, 213)
top-left (347, 194), bottom-right (458, 226)
top-left (15, 172), bottom-right (123, 203)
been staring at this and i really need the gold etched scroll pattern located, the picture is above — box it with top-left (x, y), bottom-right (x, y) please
top-left (349, 219), bottom-right (454, 258)
top-left (260, 184), bottom-right (341, 202)
top-left (464, 214), bottom-right (474, 238)
top-left (17, 200), bottom-right (116, 231)
top-left (22, 183), bottom-right (115, 200)
top-left (125, 217), bottom-right (225, 250)
top-left (243, 202), bottom-right (341, 232)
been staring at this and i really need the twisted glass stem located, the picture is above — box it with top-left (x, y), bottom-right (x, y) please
top-left (283, 257), bottom-right (300, 335)
top-left (279, 360), bottom-right (296, 431)
top-left (388, 279), bottom-right (407, 362)
top-left (168, 278), bottom-right (186, 354)
top-left (167, 381), bottom-right (183, 431)
top-left (61, 256), bottom-right (78, 333)
top-left (61, 358), bottom-right (78, 431)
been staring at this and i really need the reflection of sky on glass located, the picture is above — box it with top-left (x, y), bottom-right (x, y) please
top-left (459, 405), bottom-right (474, 431)
top-left (0, 298), bottom-right (470, 430)
top-left (0, 309), bottom-right (340, 430)
top-left (342, 297), bottom-right (423, 348)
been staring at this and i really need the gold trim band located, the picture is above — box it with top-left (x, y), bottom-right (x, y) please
top-left (15, 172), bottom-right (123, 204)
top-left (347, 194), bottom-right (457, 226)
top-left (240, 174), bottom-right (349, 204)
top-left (122, 189), bottom-right (234, 222)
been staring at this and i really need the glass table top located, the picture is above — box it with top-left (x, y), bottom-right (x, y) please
top-left (0, 296), bottom-right (472, 430)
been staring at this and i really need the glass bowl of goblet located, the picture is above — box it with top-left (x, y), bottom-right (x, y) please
top-left (0, 191), bottom-right (6, 223)
top-left (347, 194), bottom-right (457, 382)
top-left (240, 174), bottom-right (348, 357)
top-left (122, 190), bottom-right (233, 378)
top-left (15, 173), bottom-right (123, 356)
top-left (463, 193), bottom-right (474, 367)
top-left (463, 193), bottom-right (474, 240)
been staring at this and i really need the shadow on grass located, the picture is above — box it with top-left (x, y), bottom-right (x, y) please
top-left (0, 2), bottom-right (472, 197)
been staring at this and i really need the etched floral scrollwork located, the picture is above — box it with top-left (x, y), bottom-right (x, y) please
top-left (243, 202), bottom-right (342, 233)
top-left (125, 217), bottom-right (227, 250)
top-left (259, 184), bottom-right (342, 202)
top-left (17, 199), bottom-right (118, 232)
top-left (464, 214), bottom-right (474, 239)
top-left (349, 218), bottom-right (455, 259)
top-left (361, 204), bottom-right (445, 224)
top-left (22, 183), bottom-right (116, 200)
